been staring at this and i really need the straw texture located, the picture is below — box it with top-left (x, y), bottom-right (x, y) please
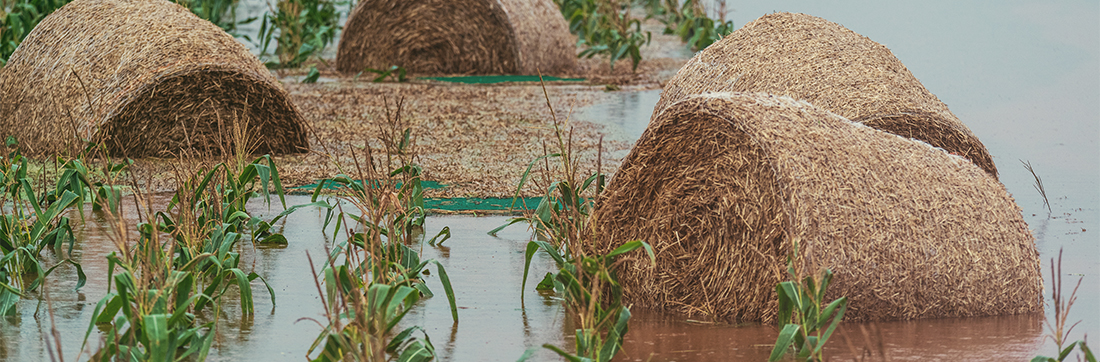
top-left (336, 0), bottom-right (575, 75)
top-left (654, 12), bottom-right (998, 178)
top-left (0, 0), bottom-right (307, 157)
top-left (592, 92), bottom-right (1040, 322)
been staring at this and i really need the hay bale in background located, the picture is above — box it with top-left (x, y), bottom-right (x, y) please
top-left (0, 0), bottom-right (307, 157)
top-left (592, 92), bottom-right (1039, 322)
top-left (336, 0), bottom-right (575, 75)
top-left (654, 12), bottom-right (999, 178)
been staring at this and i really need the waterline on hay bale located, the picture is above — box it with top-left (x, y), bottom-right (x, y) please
top-left (0, 0), bottom-right (307, 158)
top-left (336, 0), bottom-right (576, 76)
top-left (654, 12), bottom-right (999, 178)
top-left (591, 92), bottom-right (1040, 322)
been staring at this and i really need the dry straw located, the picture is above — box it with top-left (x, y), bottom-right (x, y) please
top-left (655, 12), bottom-right (998, 178)
top-left (591, 92), bottom-right (1040, 322)
top-left (336, 0), bottom-right (576, 75)
top-left (0, 0), bottom-right (307, 157)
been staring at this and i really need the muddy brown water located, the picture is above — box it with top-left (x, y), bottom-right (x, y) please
top-left (2, 1), bottom-right (1097, 361)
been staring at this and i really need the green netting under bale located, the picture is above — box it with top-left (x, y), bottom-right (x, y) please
top-left (288, 180), bottom-right (540, 212)
top-left (420, 75), bottom-right (584, 84)
top-left (425, 197), bottom-right (541, 211)
top-left (291, 180), bottom-right (448, 191)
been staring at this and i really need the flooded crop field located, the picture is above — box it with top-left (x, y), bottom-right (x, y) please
top-left (0, 0), bottom-right (1096, 361)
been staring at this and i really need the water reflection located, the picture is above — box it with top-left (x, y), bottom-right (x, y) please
top-left (0, 193), bottom-right (1086, 362)
top-left (574, 89), bottom-right (662, 144)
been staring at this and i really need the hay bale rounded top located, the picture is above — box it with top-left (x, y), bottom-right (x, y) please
top-left (0, 0), bottom-right (307, 157)
top-left (336, 0), bottom-right (576, 75)
top-left (654, 12), bottom-right (998, 178)
top-left (592, 92), bottom-right (1039, 322)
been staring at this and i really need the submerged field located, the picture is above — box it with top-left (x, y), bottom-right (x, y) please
top-left (0, 1), bottom-right (1096, 361)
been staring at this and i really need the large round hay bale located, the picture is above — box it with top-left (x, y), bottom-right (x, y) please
top-left (654, 12), bottom-right (998, 178)
top-left (0, 0), bottom-right (307, 157)
top-left (592, 92), bottom-right (1040, 322)
top-left (336, 0), bottom-right (576, 75)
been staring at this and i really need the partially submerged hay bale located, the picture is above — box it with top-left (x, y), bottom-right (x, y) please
top-left (336, 0), bottom-right (576, 75)
top-left (655, 12), bottom-right (998, 178)
top-left (592, 92), bottom-right (1040, 322)
top-left (0, 0), bottom-right (307, 157)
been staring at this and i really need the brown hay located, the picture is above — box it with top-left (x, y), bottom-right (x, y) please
top-left (0, 0), bottom-right (307, 158)
top-left (654, 12), bottom-right (998, 178)
top-left (592, 92), bottom-right (1040, 322)
top-left (336, 0), bottom-right (576, 75)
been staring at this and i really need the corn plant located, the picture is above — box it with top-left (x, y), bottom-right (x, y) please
top-left (499, 78), bottom-right (653, 362)
top-left (769, 260), bottom-right (849, 362)
top-left (0, 138), bottom-right (89, 316)
top-left (0, 0), bottom-right (72, 66)
top-left (176, 0), bottom-right (253, 37)
top-left (256, 0), bottom-right (340, 68)
top-left (1032, 249), bottom-right (1095, 362)
top-left (302, 64), bottom-right (321, 83)
top-left (362, 65), bottom-right (407, 83)
top-left (657, 0), bottom-right (733, 51)
top-left (82, 229), bottom-right (218, 361)
top-left (521, 239), bottom-right (653, 362)
top-left (81, 154), bottom-right (299, 359)
top-left (555, 0), bottom-right (651, 71)
top-left (303, 99), bottom-right (456, 362)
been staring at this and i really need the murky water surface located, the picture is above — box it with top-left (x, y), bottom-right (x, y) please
top-left (2, 0), bottom-right (1097, 361)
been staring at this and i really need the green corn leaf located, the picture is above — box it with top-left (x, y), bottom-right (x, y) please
top-left (429, 259), bottom-right (459, 323)
top-left (1061, 341), bottom-right (1082, 361)
top-left (536, 272), bottom-right (556, 291)
top-left (428, 226), bottom-right (451, 246)
top-left (489, 217), bottom-right (530, 236)
top-left (815, 298), bottom-right (847, 355)
top-left (776, 281), bottom-right (799, 324)
top-left (542, 343), bottom-right (590, 362)
top-left (521, 241), bottom-right (541, 298)
top-left (143, 314), bottom-right (171, 361)
top-left (769, 324), bottom-right (801, 362)
top-left (228, 268), bottom-right (255, 314)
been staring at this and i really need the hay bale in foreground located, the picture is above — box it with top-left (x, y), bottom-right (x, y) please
top-left (654, 12), bottom-right (998, 178)
top-left (0, 0), bottom-right (307, 157)
top-left (592, 92), bottom-right (1039, 322)
top-left (336, 0), bottom-right (575, 75)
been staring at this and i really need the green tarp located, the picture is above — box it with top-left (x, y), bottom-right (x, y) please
top-left (420, 75), bottom-right (585, 84)
top-left (289, 180), bottom-right (540, 212)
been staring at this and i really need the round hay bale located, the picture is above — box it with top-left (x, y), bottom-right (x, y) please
top-left (336, 0), bottom-right (576, 75)
top-left (654, 12), bottom-right (999, 178)
top-left (592, 92), bottom-right (1040, 322)
top-left (0, 0), bottom-right (307, 158)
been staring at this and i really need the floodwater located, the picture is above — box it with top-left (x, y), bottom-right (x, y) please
top-left (2, 0), bottom-right (1097, 361)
